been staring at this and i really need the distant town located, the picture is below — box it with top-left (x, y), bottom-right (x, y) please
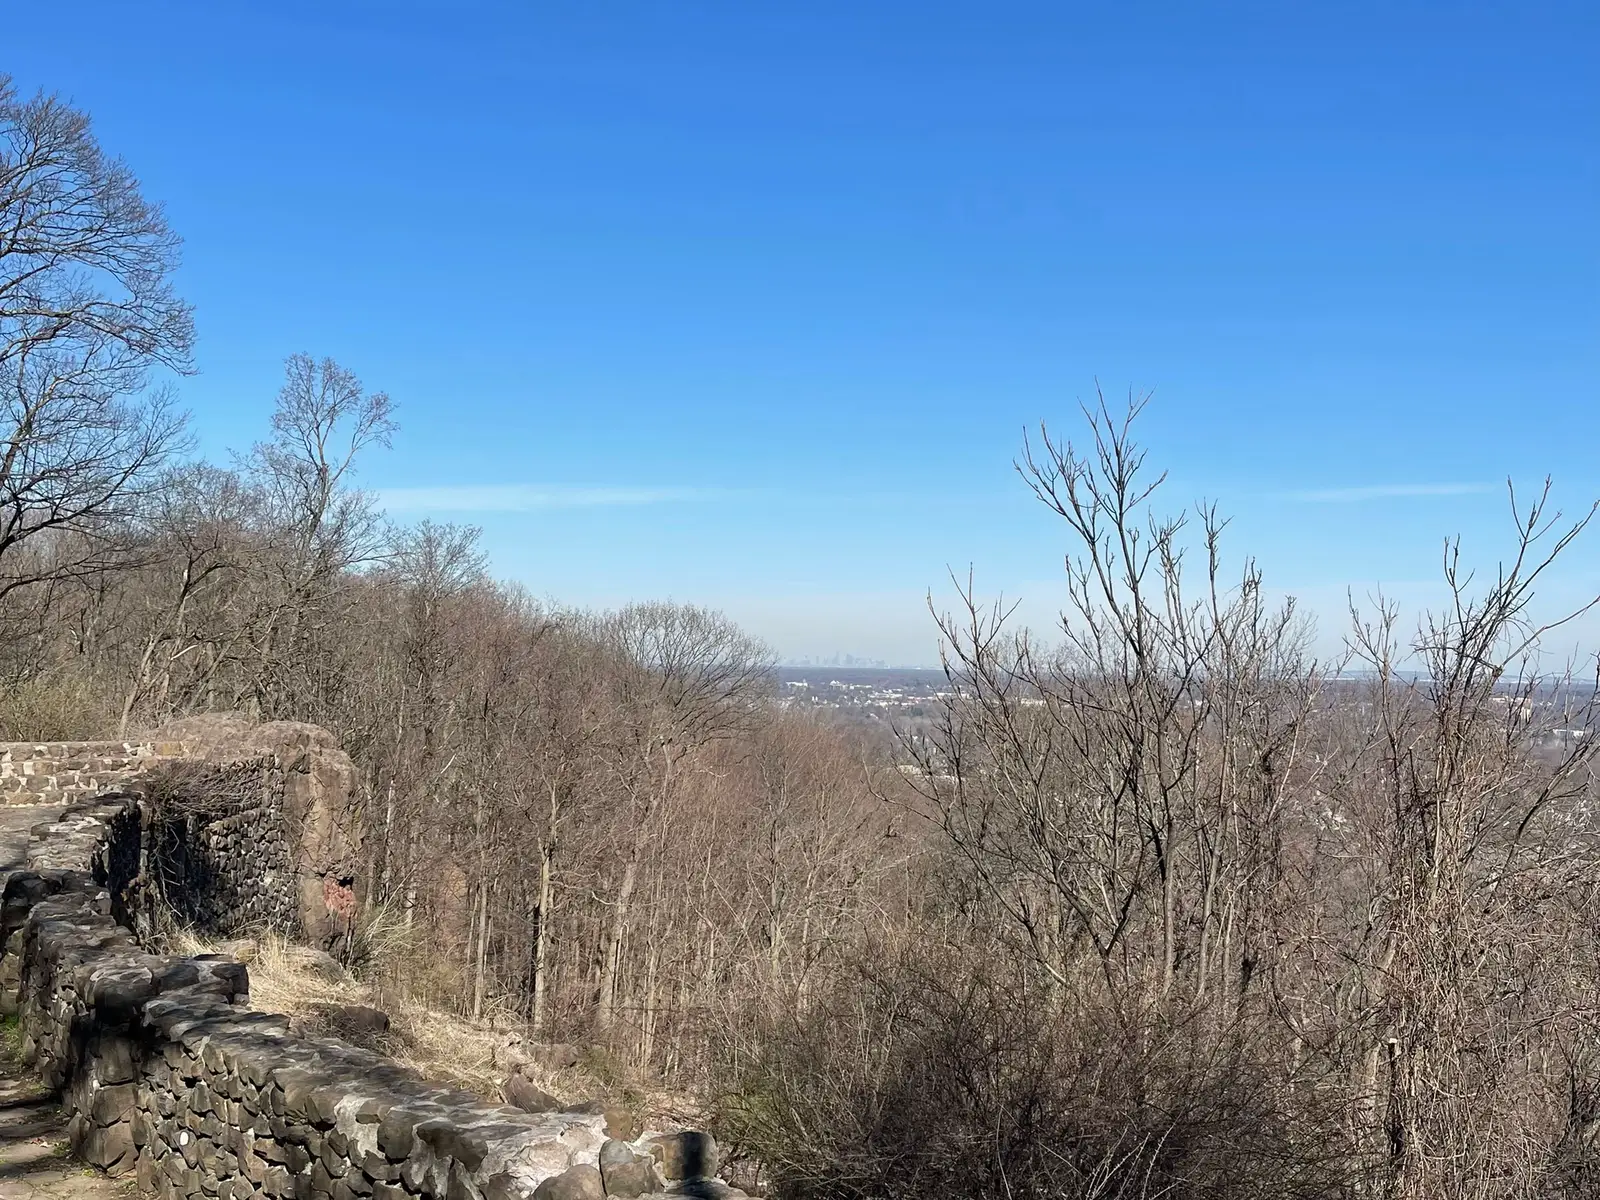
top-left (775, 667), bottom-right (1596, 756)
top-left (775, 667), bottom-right (950, 718)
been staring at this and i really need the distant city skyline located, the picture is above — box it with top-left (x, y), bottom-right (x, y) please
top-left (8, 2), bottom-right (1595, 667)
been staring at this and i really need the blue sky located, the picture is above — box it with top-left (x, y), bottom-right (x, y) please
top-left (9, 1), bottom-right (1597, 666)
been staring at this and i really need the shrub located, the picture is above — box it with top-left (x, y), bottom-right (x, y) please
top-left (709, 948), bottom-right (1354, 1200)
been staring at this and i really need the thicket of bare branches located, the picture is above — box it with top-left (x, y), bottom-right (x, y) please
top-left (704, 395), bottom-right (1600, 1200)
top-left (0, 322), bottom-right (900, 1094)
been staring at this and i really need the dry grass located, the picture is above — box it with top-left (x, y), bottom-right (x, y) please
top-left (167, 927), bottom-right (603, 1103)
top-left (381, 993), bottom-right (506, 1096)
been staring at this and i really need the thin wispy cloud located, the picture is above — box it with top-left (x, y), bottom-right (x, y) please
top-left (375, 484), bottom-right (735, 513)
top-left (1279, 482), bottom-right (1495, 504)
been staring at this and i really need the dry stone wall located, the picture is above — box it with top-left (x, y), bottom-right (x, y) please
top-left (0, 741), bottom-right (184, 806)
top-left (0, 780), bottom-right (743, 1200)
top-left (2, 718), bottom-right (362, 953)
top-left (143, 756), bottom-right (299, 936)
top-left (0, 797), bottom-right (655, 1200)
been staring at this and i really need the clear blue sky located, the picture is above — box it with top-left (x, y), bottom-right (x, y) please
top-left (9, 2), bottom-right (1597, 665)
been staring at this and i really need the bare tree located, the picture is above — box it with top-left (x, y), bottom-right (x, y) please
top-left (1288, 482), bottom-right (1600, 1197)
top-left (0, 77), bottom-right (193, 604)
top-left (244, 353), bottom-right (396, 712)
top-left (903, 390), bottom-right (1317, 1018)
top-left (113, 464), bottom-right (254, 733)
top-left (591, 603), bottom-right (772, 1035)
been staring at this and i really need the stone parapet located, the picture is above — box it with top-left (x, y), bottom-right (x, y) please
top-left (2, 795), bottom-right (623, 1200)
top-left (0, 742), bottom-right (183, 806)
top-left (2, 717), bottom-right (361, 951)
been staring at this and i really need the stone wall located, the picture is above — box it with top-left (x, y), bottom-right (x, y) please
top-left (0, 741), bottom-right (182, 806)
top-left (2, 718), bottom-right (361, 952)
top-left (0, 794), bottom-right (740, 1200)
top-left (143, 757), bottom-right (300, 937)
top-left (146, 717), bottom-right (362, 952)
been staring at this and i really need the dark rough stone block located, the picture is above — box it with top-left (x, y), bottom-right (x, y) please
top-left (201, 1041), bottom-right (229, 1074)
top-left (399, 1157), bottom-right (431, 1193)
top-left (530, 1166), bottom-right (603, 1200)
top-left (377, 1108), bottom-right (425, 1159)
top-left (446, 1164), bottom-right (483, 1200)
top-left (91, 1081), bottom-right (139, 1124)
top-left (502, 1075), bottom-right (559, 1114)
top-left (361, 1152), bottom-right (401, 1182)
top-left (308, 1083), bottom-right (347, 1127)
top-left (86, 964), bottom-right (156, 1013)
top-left (91, 1032), bottom-right (139, 1083)
top-left (320, 1142), bottom-right (350, 1178)
top-left (238, 1056), bottom-right (274, 1088)
top-left (156, 960), bottom-right (204, 991)
top-left (243, 1149), bottom-right (269, 1182)
top-left (415, 1118), bottom-right (491, 1172)
top-left (599, 1158), bottom-right (654, 1199)
top-left (275, 1069), bottom-right (322, 1121)
top-left (82, 1118), bottom-right (137, 1171)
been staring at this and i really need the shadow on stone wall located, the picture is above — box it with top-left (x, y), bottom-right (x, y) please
top-left (0, 796), bottom-right (745, 1200)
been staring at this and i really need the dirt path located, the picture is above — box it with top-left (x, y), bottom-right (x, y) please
top-left (0, 1032), bottom-right (134, 1200)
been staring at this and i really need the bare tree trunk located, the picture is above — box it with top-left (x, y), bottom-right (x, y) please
top-left (472, 880), bottom-right (490, 1019)
top-left (530, 793), bottom-right (556, 1036)
top-left (596, 849), bottom-right (640, 1033)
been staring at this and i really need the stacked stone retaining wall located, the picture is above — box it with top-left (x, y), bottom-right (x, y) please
top-left (0, 742), bottom-right (184, 806)
top-left (143, 757), bottom-right (299, 936)
top-left (2, 720), bottom-right (362, 951)
top-left (0, 795), bottom-right (721, 1200)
